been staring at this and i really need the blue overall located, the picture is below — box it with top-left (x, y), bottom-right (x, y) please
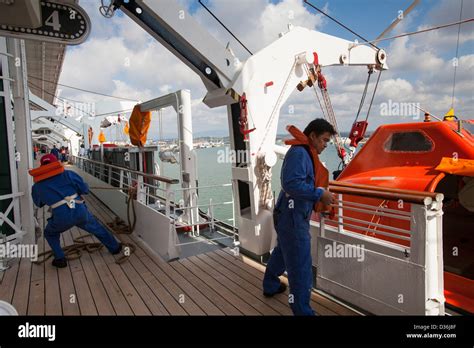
top-left (263, 146), bottom-right (323, 316)
top-left (50, 147), bottom-right (60, 160)
top-left (32, 170), bottom-right (120, 260)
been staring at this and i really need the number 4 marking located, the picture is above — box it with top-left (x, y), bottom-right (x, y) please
top-left (45, 11), bottom-right (61, 31)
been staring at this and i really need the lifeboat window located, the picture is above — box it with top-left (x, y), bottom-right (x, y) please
top-left (384, 131), bottom-right (433, 152)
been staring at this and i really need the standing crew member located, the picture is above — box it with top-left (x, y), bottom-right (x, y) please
top-left (263, 118), bottom-right (336, 315)
top-left (31, 154), bottom-right (122, 268)
top-left (50, 145), bottom-right (60, 160)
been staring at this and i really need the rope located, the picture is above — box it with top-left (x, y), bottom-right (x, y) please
top-left (308, 74), bottom-right (328, 120)
top-left (33, 188), bottom-right (138, 265)
top-left (257, 156), bottom-right (273, 207)
top-left (304, 64), bottom-right (344, 156)
top-left (32, 234), bottom-right (135, 265)
top-left (126, 186), bottom-right (137, 233)
top-left (303, 65), bottom-right (337, 130)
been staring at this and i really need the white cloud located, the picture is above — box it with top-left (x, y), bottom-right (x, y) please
top-left (59, 0), bottom-right (472, 142)
top-left (388, 36), bottom-right (445, 72)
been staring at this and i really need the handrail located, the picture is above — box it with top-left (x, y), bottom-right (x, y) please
top-left (0, 192), bottom-right (24, 201)
top-left (331, 203), bottom-right (411, 221)
top-left (333, 198), bottom-right (412, 216)
top-left (72, 155), bottom-right (179, 184)
top-left (329, 180), bottom-right (443, 202)
top-left (328, 185), bottom-right (441, 205)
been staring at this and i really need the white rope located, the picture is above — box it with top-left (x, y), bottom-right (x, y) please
top-left (257, 156), bottom-right (273, 208)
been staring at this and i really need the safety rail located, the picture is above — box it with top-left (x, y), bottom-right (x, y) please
top-left (70, 156), bottom-right (236, 254)
top-left (325, 181), bottom-right (443, 249)
top-left (0, 192), bottom-right (26, 271)
top-left (170, 183), bottom-right (235, 236)
top-left (314, 181), bottom-right (445, 315)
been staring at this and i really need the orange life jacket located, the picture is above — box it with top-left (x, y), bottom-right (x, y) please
top-left (28, 161), bottom-right (64, 183)
top-left (129, 105), bottom-right (151, 147)
top-left (285, 125), bottom-right (329, 212)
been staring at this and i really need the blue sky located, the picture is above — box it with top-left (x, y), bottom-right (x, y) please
top-left (59, 0), bottom-right (473, 141)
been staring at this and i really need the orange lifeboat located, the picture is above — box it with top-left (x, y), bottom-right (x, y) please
top-left (326, 120), bottom-right (474, 313)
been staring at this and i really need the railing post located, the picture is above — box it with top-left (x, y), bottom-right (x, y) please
top-left (0, 224), bottom-right (7, 271)
top-left (337, 193), bottom-right (343, 233)
top-left (320, 214), bottom-right (326, 238)
top-left (165, 183), bottom-right (171, 217)
top-left (209, 198), bottom-right (215, 233)
top-left (108, 167), bottom-right (112, 185)
top-left (193, 192), bottom-right (199, 237)
top-left (137, 174), bottom-right (146, 204)
top-left (119, 169), bottom-right (124, 189)
top-left (411, 201), bottom-right (445, 315)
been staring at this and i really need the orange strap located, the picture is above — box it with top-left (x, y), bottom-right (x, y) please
top-left (28, 162), bottom-right (64, 183)
top-left (128, 105), bottom-right (151, 147)
top-left (284, 125), bottom-right (329, 212)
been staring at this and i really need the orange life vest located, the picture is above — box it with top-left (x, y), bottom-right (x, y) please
top-left (129, 105), bottom-right (151, 147)
top-left (285, 125), bottom-right (329, 212)
top-left (28, 161), bottom-right (64, 183)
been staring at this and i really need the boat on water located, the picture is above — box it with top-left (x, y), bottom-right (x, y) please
top-left (0, 0), bottom-right (472, 322)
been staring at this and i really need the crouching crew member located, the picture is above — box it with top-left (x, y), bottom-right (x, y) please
top-left (30, 154), bottom-right (122, 268)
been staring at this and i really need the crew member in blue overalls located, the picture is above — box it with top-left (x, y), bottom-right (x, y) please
top-left (32, 154), bottom-right (122, 268)
top-left (50, 145), bottom-right (60, 160)
top-left (263, 119), bottom-right (336, 315)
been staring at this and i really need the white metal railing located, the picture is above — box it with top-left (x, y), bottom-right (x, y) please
top-left (314, 183), bottom-right (445, 315)
top-left (0, 192), bottom-right (26, 271)
top-left (70, 155), bottom-right (237, 248)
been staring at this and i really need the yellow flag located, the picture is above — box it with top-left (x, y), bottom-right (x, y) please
top-left (444, 108), bottom-right (455, 120)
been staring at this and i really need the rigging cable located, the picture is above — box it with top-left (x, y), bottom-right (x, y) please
top-left (29, 80), bottom-right (135, 120)
top-left (28, 80), bottom-right (95, 119)
top-left (353, 68), bottom-right (373, 124)
top-left (303, 64), bottom-right (344, 159)
top-left (452, 0), bottom-right (464, 110)
top-left (304, 0), bottom-right (379, 50)
top-left (365, 70), bottom-right (382, 122)
top-left (198, 0), bottom-right (253, 55)
top-left (353, 18), bottom-right (473, 47)
top-left (28, 75), bottom-right (140, 102)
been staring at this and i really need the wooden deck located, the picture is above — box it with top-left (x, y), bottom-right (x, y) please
top-left (0, 193), bottom-right (357, 316)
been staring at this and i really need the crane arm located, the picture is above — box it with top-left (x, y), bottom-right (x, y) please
top-left (113, 0), bottom-right (241, 106)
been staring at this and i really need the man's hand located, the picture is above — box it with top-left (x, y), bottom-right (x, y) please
top-left (320, 189), bottom-right (335, 205)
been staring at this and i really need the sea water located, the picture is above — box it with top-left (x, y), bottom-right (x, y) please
top-left (155, 145), bottom-right (342, 223)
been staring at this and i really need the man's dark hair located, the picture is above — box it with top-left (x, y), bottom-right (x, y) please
top-left (303, 118), bottom-right (336, 137)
